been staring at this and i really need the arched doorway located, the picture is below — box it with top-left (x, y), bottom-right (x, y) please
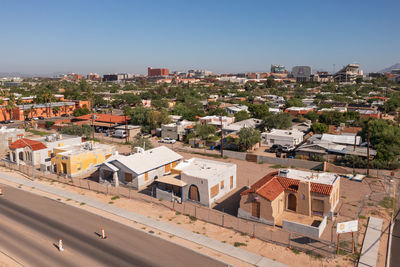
top-left (19, 151), bottom-right (24, 161)
top-left (287, 193), bottom-right (297, 211)
top-left (188, 185), bottom-right (200, 202)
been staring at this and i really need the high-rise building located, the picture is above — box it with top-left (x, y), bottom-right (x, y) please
top-left (87, 73), bottom-right (100, 81)
top-left (103, 73), bottom-right (134, 82)
top-left (148, 67), bottom-right (169, 77)
top-left (271, 64), bottom-right (286, 73)
top-left (61, 73), bottom-right (82, 81)
top-left (292, 66), bottom-right (312, 82)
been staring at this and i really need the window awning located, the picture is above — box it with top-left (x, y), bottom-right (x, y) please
top-left (156, 175), bottom-right (187, 187)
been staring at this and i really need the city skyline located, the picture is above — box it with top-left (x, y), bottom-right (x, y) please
top-left (1, 0), bottom-right (399, 75)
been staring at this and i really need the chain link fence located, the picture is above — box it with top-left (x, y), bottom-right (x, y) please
top-left (1, 160), bottom-right (338, 258)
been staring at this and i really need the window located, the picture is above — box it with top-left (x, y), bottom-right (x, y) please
top-left (145, 172), bottom-right (149, 181)
top-left (230, 176), bottom-right (233, 189)
top-left (210, 184), bottom-right (219, 198)
top-left (220, 180), bottom-right (224, 189)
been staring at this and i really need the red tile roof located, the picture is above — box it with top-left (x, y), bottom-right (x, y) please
top-left (241, 172), bottom-right (333, 201)
top-left (241, 171), bottom-right (278, 196)
top-left (9, 138), bottom-right (47, 151)
top-left (256, 178), bottom-right (284, 201)
top-left (75, 113), bottom-right (129, 124)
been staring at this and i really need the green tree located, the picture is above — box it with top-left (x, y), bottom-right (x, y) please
top-left (237, 127), bottom-right (261, 151)
top-left (248, 104), bottom-right (270, 119)
top-left (262, 113), bottom-right (292, 130)
top-left (207, 108), bottom-right (228, 116)
top-left (266, 77), bottom-right (276, 88)
top-left (360, 119), bottom-right (400, 165)
top-left (318, 111), bottom-right (345, 126)
top-left (234, 110), bottom-right (250, 122)
top-left (73, 107), bottom-right (90, 117)
top-left (45, 121), bottom-right (55, 129)
top-left (311, 122), bottom-right (329, 134)
top-left (61, 124), bottom-right (93, 138)
top-left (5, 94), bottom-right (16, 120)
top-left (285, 98), bottom-right (305, 108)
top-left (194, 124), bottom-right (217, 141)
top-left (52, 106), bottom-right (61, 116)
top-left (305, 111), bottom-right (319, 122)
top-left (131, 136), bottom-right (153, 151)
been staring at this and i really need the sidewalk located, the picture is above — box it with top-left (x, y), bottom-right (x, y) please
top-left (358, 217), bottom-right (383, 267)
top-left (0, 173), bottom-right (286, 267)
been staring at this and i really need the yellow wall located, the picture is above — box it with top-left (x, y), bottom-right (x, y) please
top-left (52, 147), bottom-right (113, 176)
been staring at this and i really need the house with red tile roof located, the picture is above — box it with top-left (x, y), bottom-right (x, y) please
top-left (238, 169), bottom-right (340, 225)
top-left (8, 134), bottom-right (82, 171)
top-left (74, 113), bottom-right (129, 125)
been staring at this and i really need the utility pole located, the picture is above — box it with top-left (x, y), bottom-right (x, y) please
top-left (220, 114), bottom-right (223, 157)
top-left (91, 114), bottom-right (97, 140)
top-left (367, 119), bottom-right (370, 176)
top-left (125, 113), bottom-right (128, 144)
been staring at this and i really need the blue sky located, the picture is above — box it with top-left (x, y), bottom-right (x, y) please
top-left (0, 0), bottom-right (399, 75)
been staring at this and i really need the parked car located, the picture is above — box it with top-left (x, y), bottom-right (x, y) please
top-left (269, 144), bottom-right (283, 153)
top-left (282, 145), bottom-right (295, 152)
top-left (61, 114), bottom-right (69, 117)
top-left (112, 129), bottom-right (127, 138)
top-left (8, 120), bottom-right (14, 123)
top-left (38, 116), bottom-right (45, 120)
top-left (32, 117), bottom-right (39, 121)
top-left (2, 120), bottom-right (9, 124)
top-left (25, 118), bottom-right (32, 121)
top-left (159, 137), bottom-right (176, 144)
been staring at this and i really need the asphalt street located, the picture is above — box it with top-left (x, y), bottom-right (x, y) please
top-left (0, 185), bottom-right (226, 267)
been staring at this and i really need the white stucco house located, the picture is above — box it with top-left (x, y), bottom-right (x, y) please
top-left (171, 158), bottom-right (237, 207)
top-left (98, 146), bottom-right (183, 190)
top-left (262, 129), bottom-right (304, 147)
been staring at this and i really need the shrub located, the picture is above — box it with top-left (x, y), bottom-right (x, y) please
top-left (45, 121), bottom-right (55, 129)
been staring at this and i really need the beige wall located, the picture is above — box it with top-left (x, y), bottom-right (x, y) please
top-left (296, 181), bottom-right (311, 216)
top-left (239, 192), bottom-right (285, 223)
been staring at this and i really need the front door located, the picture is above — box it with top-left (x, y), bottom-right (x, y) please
top-left (125, 173), bottom-right (133, 182)
top-left (288, 193), bottom-right (297, 211)
top-left (189, 185), bottom-right (199, 202)
top-left (252, 202), bottom-right (260, 218)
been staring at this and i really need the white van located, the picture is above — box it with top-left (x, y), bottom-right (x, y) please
top-left (113, 129), bottom-right (127, 138)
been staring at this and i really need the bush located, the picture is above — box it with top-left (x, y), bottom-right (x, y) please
top-left (45, 121), bottom-right (55, 129)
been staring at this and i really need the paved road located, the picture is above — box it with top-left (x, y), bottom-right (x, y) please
top-left (390, 210), bottom-right (400, 267)
top-left (0, 185), bottom-right (226, 267)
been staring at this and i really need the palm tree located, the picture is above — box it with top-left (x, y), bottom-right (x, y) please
top-left (5, 94), bottom-right (16, 121)
top-left (52, 106), bottom-right (61, 117)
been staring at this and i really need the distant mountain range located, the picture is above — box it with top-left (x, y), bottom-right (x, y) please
top-left (380, 63), bottom-right (400, 73)
top-left (0, 72), bottom-right (64, 78)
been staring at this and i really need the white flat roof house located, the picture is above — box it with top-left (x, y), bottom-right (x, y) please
top-left (99, 146), bottom-right (183, 189)
top-left (199, 116), bottom-right (235, 128)
top-left (226, 105), bottom-right (249, 115)
top-left (172, 158), bottom-right (237, 207)
top-left (262, 129), bottom-right (304, 146)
